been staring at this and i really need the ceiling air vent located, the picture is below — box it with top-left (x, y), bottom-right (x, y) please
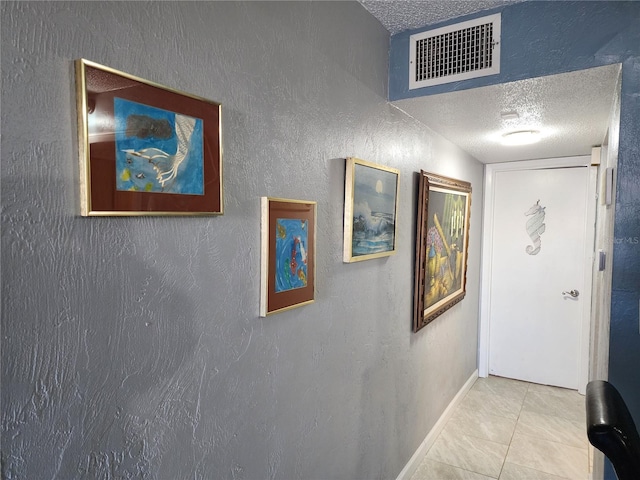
top-left (409, 13), bottom-right (501, 89)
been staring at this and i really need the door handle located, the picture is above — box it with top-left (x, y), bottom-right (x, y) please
top-left (562, 289), bottom-right (580, 298)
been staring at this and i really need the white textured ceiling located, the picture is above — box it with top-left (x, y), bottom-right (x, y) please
top-left (360, 0), bottom-right (524, 35)
top-left (360, 1), bottom-right (621, 164)
top-left (393, 65), bottom-right (621, 163)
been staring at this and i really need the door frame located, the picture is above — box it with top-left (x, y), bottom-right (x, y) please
top-left (479, 155), bottom-right (597, 394)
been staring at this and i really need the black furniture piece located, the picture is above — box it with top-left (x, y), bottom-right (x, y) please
top-left (585, 380), bottom-right (640, 480)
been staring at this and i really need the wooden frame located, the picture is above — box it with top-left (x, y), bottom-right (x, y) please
top-left (260, 197), bottom-right (316, 317)
top-left (75, 59), bottom-right (223, 216)
top-left (414, 171), bottom-right (471, 332)
top-left (343, 157), bottom-right (400, 262)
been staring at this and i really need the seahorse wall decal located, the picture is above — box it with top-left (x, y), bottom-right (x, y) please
top-left (525, 200), bottom-right (546, 255)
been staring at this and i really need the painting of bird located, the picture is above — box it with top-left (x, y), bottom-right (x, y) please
top-left (122, 113), bottom-right (196, 191)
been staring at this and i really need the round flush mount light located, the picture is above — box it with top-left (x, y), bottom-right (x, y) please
top-left (501, 130), bottom-right (541, 146)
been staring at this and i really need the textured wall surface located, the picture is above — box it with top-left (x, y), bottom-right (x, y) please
top-left (1, 2), bottom-right (483, 479)
top-left (591, 70), bottom-right (622, 383)
top-left (589, 70), bottom-right (622, 480)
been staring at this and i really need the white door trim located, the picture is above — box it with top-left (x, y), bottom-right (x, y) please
top-left (479, 156), bottom-right (596, 394)
top-left (580, 165), bottom-right (598, 394)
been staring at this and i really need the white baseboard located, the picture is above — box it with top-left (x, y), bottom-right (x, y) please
top-left (395, 369), bottom-right (479, 480)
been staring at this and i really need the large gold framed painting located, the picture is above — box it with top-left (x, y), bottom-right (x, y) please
top-left (413, 171), bottom-right (471, 332)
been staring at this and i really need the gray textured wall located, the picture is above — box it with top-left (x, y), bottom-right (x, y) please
top-left (1, 2), bottom-right (483, 479)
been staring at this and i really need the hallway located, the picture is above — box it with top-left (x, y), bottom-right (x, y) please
top-left (411, 375), bottom-right (590, 480)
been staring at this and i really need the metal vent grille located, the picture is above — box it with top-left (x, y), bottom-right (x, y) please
top-left (409, 13), bottom-right (501, 89)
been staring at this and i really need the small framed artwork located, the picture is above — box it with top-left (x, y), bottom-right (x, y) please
top-left (343, 157), bottom-right (400, 262)
top-left (75, 59), bottom-right (223, 216)
top-left (413, 171), bottom-right (471, 332)
top-left (260, 197), bottom-right (316, 317)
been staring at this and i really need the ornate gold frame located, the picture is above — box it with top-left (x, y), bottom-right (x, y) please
top-left (413, 171), bottom-right (471, 332)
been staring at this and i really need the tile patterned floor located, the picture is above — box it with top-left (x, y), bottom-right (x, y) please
top-left (411, 376), bottom-right (589, 480)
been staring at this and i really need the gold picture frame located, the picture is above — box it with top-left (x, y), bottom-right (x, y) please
top-left (75, 59), bottom-right (223, 216)
top-left (260, 197), bottom-right (316, 317)
top-left (343, 157), bottom-right (400, 262)
top-left (413, 171), bottom-right (471, 332)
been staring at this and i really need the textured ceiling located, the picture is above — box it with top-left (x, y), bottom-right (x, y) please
top-left (360, 0), bottom-right (525, 34)
top-left (359, 1), bottom-right (620, 164)
top-left (393, 64), bottom-right (621, 164)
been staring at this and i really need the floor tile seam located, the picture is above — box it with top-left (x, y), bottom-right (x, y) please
top-left (431, 428), bottom-right (511, 453)
top-left (470, 386), bottom-right (529, 399)
top-left (524, 399), bottom-right (586, 410)
top-left (528, 394), bottom-right (586, 404)
top-left (453, 403), bottom-right (521, 424)
top-left (508, 431), bottom-right (591, 476)
top-left (517, 408), bottom-right (587, 428)
top-left (522, 410), bottom-right (587, 428)
top-left (511, 432), bottom-right (589, 451)
top-left (495, 382), bottom-right (528, 480)
top-left (428, 392), bottom-right (510, 477)
top-left (519, 406), bottom-right (586, 424)
top-left (513, 419), bottom-right (590, 448)
top-left (426, 431), bottom-right (510, 478)
top-left (511, 425), bottom-right (591, 480)
top-left (421, 458), bottom-right (499, 480)
top-left (512, 430), bottom-right (590, 454)
top-left (523, 390), bottom-right (586, 409)
top-left (445, 429), bottom-right (513, 447)
top-left (455, 402), bottom-right (521, 421)
top-left (469, 388), bottom-right (528, 402)
top-left (514, 410), bottom-right (589, 444)
top-left (500, 460), bottom-right (578, 480)
top-left (526, 385), bottom-right (585, 399)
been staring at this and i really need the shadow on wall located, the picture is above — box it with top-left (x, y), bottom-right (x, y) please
top-left (1, 211), bottom-right (200, 478)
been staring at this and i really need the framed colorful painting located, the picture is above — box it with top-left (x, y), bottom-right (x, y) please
top-left (413, 171), bottom-right (471, 332)
top-left (75, 59), bottom-right (223, 215)
top-left (260, 197), bottom-right (316, 317)
top-left (343, 157), bottom-right (400, 262)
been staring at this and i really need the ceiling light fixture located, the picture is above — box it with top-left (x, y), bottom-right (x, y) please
top-left (500, 111), bottom-right (519, 120)
top-left (501, 130), bottom-right (541, 146)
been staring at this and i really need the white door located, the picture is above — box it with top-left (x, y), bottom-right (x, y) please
top-left (487, 165), bottom-right (592, 389)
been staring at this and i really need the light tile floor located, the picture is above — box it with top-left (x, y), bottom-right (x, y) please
top-left (411, 376), bottom-right (590, 480)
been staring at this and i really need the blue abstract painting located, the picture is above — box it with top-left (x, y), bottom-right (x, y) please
top-left (114, 97), bottom-right (204, 195)
top-left (275, 218), bottom-right (309, 293)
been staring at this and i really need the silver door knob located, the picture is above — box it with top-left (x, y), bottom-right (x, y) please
top-left (562, 289), bottom-right (579, 298)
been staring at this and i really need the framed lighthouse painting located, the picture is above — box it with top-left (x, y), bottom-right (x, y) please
top-left (75, 59), bottom-right (223, 215)
top-left (260, 197), bottom-right (316, 317)
top-left (413, 171), bottom-right (471, 332)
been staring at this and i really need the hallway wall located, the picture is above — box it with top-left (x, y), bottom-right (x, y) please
top-left (1, 2), bottom-right (483, 478)
top-left (390, 5), bottom-right (640, 476)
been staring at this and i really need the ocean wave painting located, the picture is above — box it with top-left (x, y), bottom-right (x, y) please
top-left (114, 97), bottom-right (204, 195)
top-left (352, 202), bottom-right (395, 255)
top-left (351, 162), bottom-right (398, 256)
